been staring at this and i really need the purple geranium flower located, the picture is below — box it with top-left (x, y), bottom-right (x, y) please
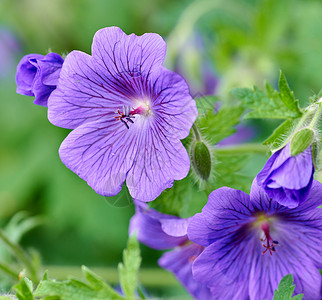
top-left (257, 142), bottom-right (314, 208)
top-left (16, 52), bottom-right (64, 106)
top-left (129, 203), bottom-right (212, 300)
top-left (188, 179), bottom-right (322, 300)
top-left (47, 27), bottom-right (197, 202)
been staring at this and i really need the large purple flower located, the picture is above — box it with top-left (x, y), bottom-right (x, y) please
top-left (188, 180), bottom-right (322, 300)
top-left (129, 203), bottom-right (212, 300)
top-left (257, 142), bottom-right (314, 208)
top-left (16, 52), bottom-right (64, 106)
top-left (47, 27), bottom-right (197, 202)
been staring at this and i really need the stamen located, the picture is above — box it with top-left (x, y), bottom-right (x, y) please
top-left (114, 105), bottom-right (146, 129)
top-left (260, 221), bottom-right (278, 256)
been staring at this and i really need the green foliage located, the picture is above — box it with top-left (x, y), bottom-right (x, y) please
top-left (213, 152), bottom-right (252, 193)
top-left (273, 274), bottom-right (303, 300)
top-left (149, 176), bottom-right (208, 218)
top-left (231, 72), bottom-right (302, 120)
top-left (118, 234), bottom-right (141, 300)
top-left (198, 105), bottom-right (244, 144)
top-left (14, 277), bottom-right (34, 300)
top-left (263, 119), bottom-right (294, 149)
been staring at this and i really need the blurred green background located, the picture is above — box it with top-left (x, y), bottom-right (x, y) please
top-left (1, 0), bottom-right (322, 298)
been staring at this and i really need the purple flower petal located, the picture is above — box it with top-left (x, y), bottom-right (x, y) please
top-left (92, 26), bottom-right (166, 80)
top-left (16, 52), bottom-right (63, 106)
top-left (188, 187), bottom-right (253, 246)
top-left (16, 54), bottom-right (44, 96)
top-left (59, 119), bottom-right (138, 197)
top-left (129, 204), bottom-right (187, 250)
top-left (257, 143), bottom-right (314, 208)
top-left (188, 180), bottom-right (322, 299)
top-left (159, 243), bottom-right (212, 300)
top-left (48, 27), bottom-right (197, 201)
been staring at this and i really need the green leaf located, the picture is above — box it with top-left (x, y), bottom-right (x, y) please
top-left (195, 96), bottom-right (219, 116)
top-left (34, 271), bottom-right (123, 300)
top-left (263, 119), bottom-right (293, 149)
top-left (149, 176), bottom-right (207, 218)
top-left (273, 274), bottom-right (303, 300)
top-left (118, 234), bottom-right (141, 300)
top-left (213, 152), bottom-right (252, 193)
top-left (231, 76), bottom-right (302, 119)
top-left (81, 266), bottom-right (120, 298)
top-left (278, 71), bottom-right (301, 113)
top-left (198, 105), bottom-right (244, 144)
top-left (14, 277), bottom-right (34, 300)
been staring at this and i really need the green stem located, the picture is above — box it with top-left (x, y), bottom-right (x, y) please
top-left (213, 143), bottom-right (268, 155)
top-left (0, 261), bottom-right (20, 280)
top-left (0, 230), bottom-right (37, 282)
top-left (309, 103), bottom-right (322, 129)
top-left (192, 123), bottom-right (201, 141)
top-left (44, 266), bottom-right (179, 287)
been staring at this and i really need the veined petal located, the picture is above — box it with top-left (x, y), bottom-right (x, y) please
top-left (58, 119), bottom-right (139, 196)
top-left (193, 239), bottom-right (254, 300)
top-left (129, 204), bottom-right (187, 250)
top-left (152, 67), bottom-right (198, 139)
top-left (126, 121), bottom-right (190, 201)
top-left (92, 27), bottom-right (166, 79)
top-left (159, 243), bottom-right (213, 300)
top-left (48, 50), bottom-right (133, 129)
top-left (188, 187), bottom-right (254, 246)
top-left (267, 146), bottom-right (313, 189)
top-left (249, 235), bottom-right (322, 300)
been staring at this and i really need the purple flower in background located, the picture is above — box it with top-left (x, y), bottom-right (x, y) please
top-left (130, 203), bottom-right (212, 300)
top-left (257, 143), bottom-right (314, 208)
top-left (16, 52), bottom-right (64, 106)
top-left (0, 28), bottom-right (21, 77)
top-left (47, 27), bottom-right (197, 202)
top-left (188, 180), bottom-right (322, 300)
top-left (173, 32), bottom-right (218, 97)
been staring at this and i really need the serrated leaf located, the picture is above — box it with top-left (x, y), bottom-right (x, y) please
top-left (81, 266), bottom-right (121, 298)
top-left (278, 71), bottom-right (301, 113)
top-left (149, 176), bottom-right (207, 218)
top-left (194, 96), bottom-right (219, 117)
top-left (198, 105), bottom-right (244, 144)
top-left (213, 153), bottom-right (252, 192)
top-left (118, 235), bottom-right (141, 300)
top-left (273, 274), bottom-right (303, 300)
top-left (35, 275), bottom-right (123, 300)
top-left (263, 119), bottom-right (293, 149)
top-left (14, 277), bottom-right (34, 300)
top-left (231, 76), bottom-right (302, 119)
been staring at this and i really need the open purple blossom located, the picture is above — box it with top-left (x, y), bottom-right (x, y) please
top-left (16, 52), bottom-right (64, 106)
top-left (129, 203), bottom-right (212, 300)
top-left (257, 142), bottom-right (314, 208)
top-left (47, 27), bottom-right (197, 202)
top-left (188, 179), bottom-right (322, 300)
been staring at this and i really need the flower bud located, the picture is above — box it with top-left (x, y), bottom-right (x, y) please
top-left (290, 128), bottom-right (314, 156)
top-left (190, 140), bottom-right (212, 181)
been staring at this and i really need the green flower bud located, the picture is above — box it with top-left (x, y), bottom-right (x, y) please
top-left (190, 140), bottom-right (212, 181)
top-left (290, 128), bottom-right (315, 156)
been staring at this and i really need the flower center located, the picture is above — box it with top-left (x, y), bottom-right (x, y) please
top-left (114, 103), bottom-right (151, 129)
top-left (259, 220), bottom-right (278, 256)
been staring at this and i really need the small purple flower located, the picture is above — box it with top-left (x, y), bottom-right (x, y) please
top-left (16, 52), bottom-right (64, 106)
top-left (257, 143), bottom-right (314, 208)
top-left (130, 203), bottom-right (212, 300)
top-left (47, 27), bottom-right (197, 201)
top-left (188, 179), bottom-right (322, 300)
